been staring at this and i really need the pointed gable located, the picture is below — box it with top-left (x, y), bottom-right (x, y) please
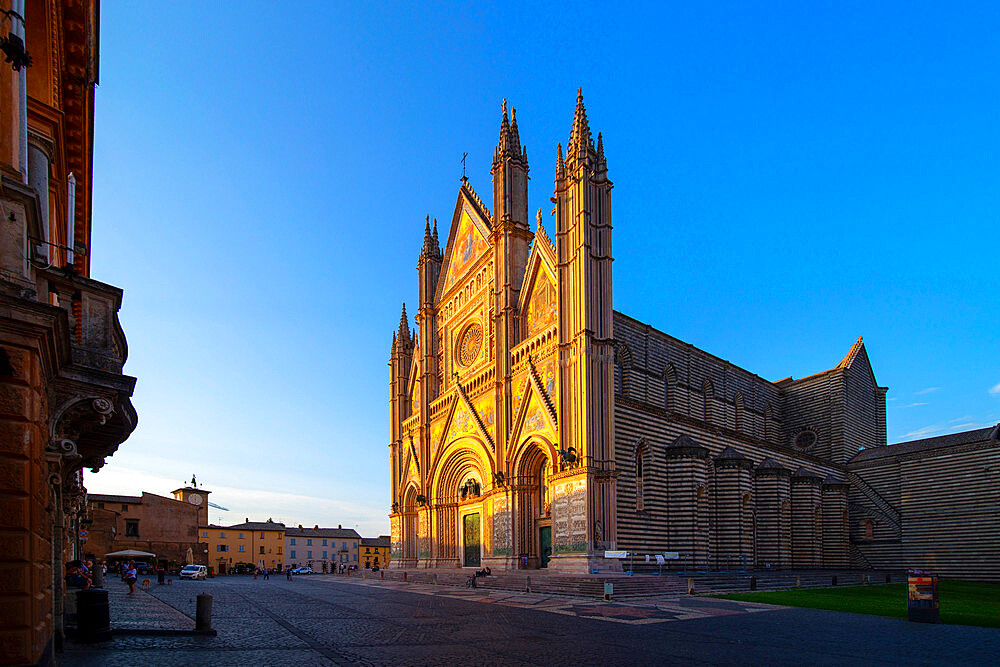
top-left (518, 215), bottom-right (558, 339)
top-left (437, 184), bottom-right (492, 298)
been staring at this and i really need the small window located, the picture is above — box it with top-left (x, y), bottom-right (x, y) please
top-left (290, 538), bottom-right (296, 545)
top-left (260, 546), bottom-right (265, 554)
top-left (122, 504), bottom-right (128, 512)
top-left (220, 531), bottom-right (226, 538)
top-left (277, 547), bottom-right (282, 555)
top-left (260, 533), bottom-right (265, 539)
top-left (125, 519), bottom-right (139, 537)
top-left (322, 539), bottom-right (328, 546)
top-left (353, 554), bottom-right (357, 561)
top-left (307, 539), bottom-right (312, 546)
top-left (239, 545), bottom-right (245, 553)
top-left (862, 519), bottom-right (874, 540)
top-left (290, 550), bottom-right (296, 559)
top-left (323, 551), bottom-right (327, 559)
top-left (97, 502), bottom-right (104, 509)
top-left (353, 542), bottom-right (357, 549)
top-left (239, 533), bottom-right (245, 539)
top-left (307, 550), bottom-right (313, 559)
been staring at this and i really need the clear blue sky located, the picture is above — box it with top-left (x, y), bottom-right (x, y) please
top-left (85, 1), bottom-right (1000, 535)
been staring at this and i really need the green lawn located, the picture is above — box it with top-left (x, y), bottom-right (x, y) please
top-left (714, 581), bottom-right (1000, 628)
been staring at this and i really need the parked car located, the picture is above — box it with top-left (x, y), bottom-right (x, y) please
top-left (179, 565), bottom-right (208, 580)
top-left (290, 567), bottom-right (314, 575)
top-left (132, 561), bottom-right (152, 574)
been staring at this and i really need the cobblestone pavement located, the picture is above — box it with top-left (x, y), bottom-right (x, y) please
top-left (100, 577), bottom-right (195, 631)
top-left (61, 574), bottom-right (1000, 666)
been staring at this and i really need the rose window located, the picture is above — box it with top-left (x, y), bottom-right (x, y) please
top-left (458, 324), bottom-right (483, 366)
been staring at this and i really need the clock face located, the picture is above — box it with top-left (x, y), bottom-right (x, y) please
top-left (188, 494), bottom-right (203, 506)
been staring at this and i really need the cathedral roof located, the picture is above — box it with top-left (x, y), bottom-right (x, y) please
top-left (792, 466), bottom-right (823, 481)
top-left (715, 446), bottom-right (747, 460)
top-left (850, 425), bottom-right (997, 463)
top-left (754, 457), bottom-right (790, 476)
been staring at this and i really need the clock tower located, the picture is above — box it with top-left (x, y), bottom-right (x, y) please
top-left (172, 480), bottom-right (211, 527)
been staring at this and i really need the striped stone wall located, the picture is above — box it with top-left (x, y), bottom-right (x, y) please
top-left (849, 429), bottom-right (1000, 581)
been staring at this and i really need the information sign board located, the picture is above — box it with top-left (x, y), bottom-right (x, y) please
top-left (907, 570), bottom-right (939, 623)
top-left (603, 550), bottom-right (628, 559)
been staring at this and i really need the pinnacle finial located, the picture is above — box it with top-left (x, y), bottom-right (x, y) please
top-left (556, 142), bottom-right (565, 179)
top-left (398, 303), bottom-right (410, 342)
top-left (569, 88), bottom-right (591, 156)
top-left (536, 209), bottom-right (543, 229)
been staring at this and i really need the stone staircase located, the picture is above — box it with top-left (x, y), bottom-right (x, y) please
top-left (361, 567), bottom-right (905, 597)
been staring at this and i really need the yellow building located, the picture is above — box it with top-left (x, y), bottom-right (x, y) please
top-left (361, 536), bottom-right (391, 569)
top-left (201, 519), bottom-right (285, 573)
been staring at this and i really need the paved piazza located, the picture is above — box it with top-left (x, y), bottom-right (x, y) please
top-left (63, 575), bottom-right (1000, 666)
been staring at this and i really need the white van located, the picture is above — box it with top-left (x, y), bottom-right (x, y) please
top-left (179, 564), bottom-right (207, 580)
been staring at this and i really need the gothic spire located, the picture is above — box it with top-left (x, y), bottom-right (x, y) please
top-left (510, 107), bottom-right (521, 150)
top-left (432, 218), bottom-right (440, 256)
top-left (569, 88), bottom-right (592, 157)
top-left (596, 131), bottom-right (607, 174)
top-left (555, 142), bottom-right (565, 180)
top-left (397, 303), bottom-right (411, 343)
top-left (420, 215), bottom-right (435, 259)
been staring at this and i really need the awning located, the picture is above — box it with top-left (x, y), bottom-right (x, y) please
top-left (104, 549), bottom-right (156, 557)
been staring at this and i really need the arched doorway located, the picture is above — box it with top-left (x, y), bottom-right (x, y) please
top-left (510, 439), bottom-right (554, 569)
top-left (401, 485), bottom-right (418, 566)
top-left (429, 440), bottom-right (491, 568)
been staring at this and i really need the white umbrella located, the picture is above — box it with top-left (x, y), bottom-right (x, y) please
top-left (104, 549), bottom-right (156, 557)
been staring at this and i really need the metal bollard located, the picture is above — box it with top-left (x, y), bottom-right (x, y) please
top-left (750, 576), bottom-right (757, 591)
top-left (76, 589), bottom-right (112, 643)
top-left (196, 594), bottom-right (213, 632)
top-left (92, 565), bottom-right (104, 588)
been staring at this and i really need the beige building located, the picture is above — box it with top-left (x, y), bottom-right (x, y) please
top-left (286, 526), bottom-right (360, 571)
top-left (361, 536), bottom-right (391, 569)
top-left (202, 520), bottom-right (285, 573)
top-left (86, 490), bottom-right (207, 568)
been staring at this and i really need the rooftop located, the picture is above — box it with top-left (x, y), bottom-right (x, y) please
top-left (850, 425), bottom-right (998, 463)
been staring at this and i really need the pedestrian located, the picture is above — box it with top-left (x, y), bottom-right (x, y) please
top-left (263, 569), bottom-right (269, 580)
top-left (124, 563), bottom-right (138, 595)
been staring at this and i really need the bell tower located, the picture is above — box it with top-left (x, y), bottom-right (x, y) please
top-left (172, 477), bottom-right (212, 527)
top-left (491, 100), bottom-right (533, 462)
top-left (552, 90), bottom-right (617, 571)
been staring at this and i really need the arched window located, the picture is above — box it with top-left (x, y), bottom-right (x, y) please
top-left (539, 459), bottom-right (550, 515)
top-left (664, 364), bottom-right (677, 412)
top-left (614, 344), bottom-right (632, 396)
top-left (862, 518), bottom-right (874, 540)
top-left (635, 445), bottom-right (646, 511)
top-left (734, 392), bottom-right (745, 433)
top-left (702, 378), bottom-right (714, 423)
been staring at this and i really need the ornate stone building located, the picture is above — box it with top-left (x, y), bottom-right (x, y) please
top-left (388, 93), bottom-right (994, 579)
top-left (0, 2), bottom-right (136, 664)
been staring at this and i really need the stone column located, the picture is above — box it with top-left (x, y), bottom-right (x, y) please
top-left (822, 475), bottom-right (850, 567)
top-left (665, 435), bottom-right (710, 569)
top-left (791, 468), bottom-right (823, 567)
top-left (712, 446), bottom-right (753, 570)
top-left (754, 458), bottom-right (791, 568)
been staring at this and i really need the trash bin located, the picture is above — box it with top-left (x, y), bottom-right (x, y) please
top-left (75, 589), bottom-right (112, 642)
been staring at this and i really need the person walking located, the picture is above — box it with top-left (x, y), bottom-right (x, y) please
top-left (124, 563), bottom-right (138, 595)
top-left (263, 569), bottom-right (269, 580)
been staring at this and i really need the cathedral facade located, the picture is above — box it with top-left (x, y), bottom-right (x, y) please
top-left (388, 93), bottom-right (895, 574)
